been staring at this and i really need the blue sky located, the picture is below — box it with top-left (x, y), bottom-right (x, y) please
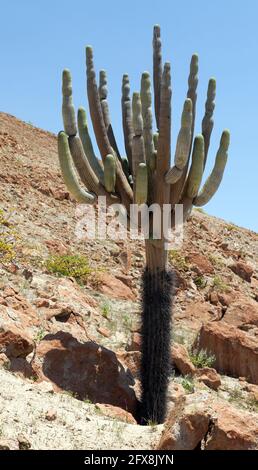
top-left (1, 0), bottom-right (257, 232)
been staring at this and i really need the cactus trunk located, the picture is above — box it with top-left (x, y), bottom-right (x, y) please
top-left (140, 243), bottom-right (173, 424)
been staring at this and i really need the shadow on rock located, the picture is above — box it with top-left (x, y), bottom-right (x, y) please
top-left (37, 331), bottom-right (137, 415)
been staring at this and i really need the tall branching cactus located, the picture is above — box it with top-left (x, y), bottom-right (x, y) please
top-left (58, 26), bottom-right (230, 424)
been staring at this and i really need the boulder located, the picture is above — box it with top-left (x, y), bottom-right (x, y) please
top-left (0, 323), bottom-right (33, 359)
top-left (205, 404), bottom-right (258, 450)
top-left (195, 367), bottom-right (221, 390)
top-left (194, 322), bottom-right (258, 384)
top-left (35, 331), bottom-right (137, 414)
top-left (186, 252), bottom-right (214, 275)
top-left (96, 273), bottom-right (135, 301)
top-left (230, 261), bottom-right (254, 282)
top-left (171, 343), bottom-right (195, 376)
top-left (95, 404), bottom-right (137, 424)
top-left (158, 404), bottom-right (211, 450)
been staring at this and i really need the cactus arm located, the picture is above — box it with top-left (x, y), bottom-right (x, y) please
top-left (86, 46), bottom-right (133, 209)
top-left (58, 132), bottom-right (95, 203)
top-left (99, 70), bottom-right (122, 159)
top-left (170, 54), bottom-right (198, 205)
top-left (194, 130), bottom-right (230, 206)
top-left (185, 135), bottom-right (204, 199)
top-left (62, 70), bottom-right (77, 136)
top-left (140, 72), bottom-right (155, 168)
top-left (69, 135), bottom-right (119, 204)
top-left (121, 74), bottom-right (133, 171)
top-left (77, 107), bottom-right (104, 182)
top-left (140, 71), bottom-right (156, 201)
top-left (202, 78), bottom-right (216, 169)
top-left (155, 62), bottom-right (171, 207)
top-left (132, 92), bottom-right (146, 182)
top-left (135, 163), bottom-right (148, 205)
top-left (98, 70), bottom-right (110, 128)
top-left (86, 46), bottom-right (112, 159)
top-left (104, 154), bottom-right (116, 193)
top-left (165, 98), bottom-right (192, 184)
top-left (153, 25), bottom-right (162, 130)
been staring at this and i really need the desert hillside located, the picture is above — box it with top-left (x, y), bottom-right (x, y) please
top-left (0, 111), bottom-right (258, 450)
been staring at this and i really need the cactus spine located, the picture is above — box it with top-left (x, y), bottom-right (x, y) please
top-left (58, 26), bottom-right (230, 424)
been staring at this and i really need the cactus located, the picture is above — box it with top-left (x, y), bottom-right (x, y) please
top-left (58, 26), bottom-right (230, 424)
top-left (104, 154), bottom-right (116, 193)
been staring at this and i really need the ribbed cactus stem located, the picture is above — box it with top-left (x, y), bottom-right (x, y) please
top-left (153, 132), bottom-right (159, 150)
top-left (155, 62), bottom-right (171, 207)
top-left (132, 92), bottom-right (145, 181)
top-left (140, 269), bottom-right (173, 424)
top-left (135, 163), bottom-right (148, 205)
top-left (86, 46), bottom-right (112, 159)
top-left (170, 54), bottom-right (198, 205)
top-left (132, 92), bottom-right (143, 136)
top-left (58, 131), bottom-right (95, 203)
top-left (99, 70), bottom-right (110, 128)
top-left (194, 130), bottom-right (230, 206)
top-left (77, 107), bottom-right (104, 182)
top-left (153, 25), bottom-right (162, 130)
top-left (165, 98), bottom-right (192, 184)
top-left (186, 134), bottom-right (204, 199)
top-left (62, 69), bottom-right (77, 136)
top-left (104, 154), bottom-right (116, 193)
top-left (202, 78), bottom-right (216, 168)
top-left (121, 74), bottom-right (133, 170)
top-left (141, 72), bottom-right (155, 170)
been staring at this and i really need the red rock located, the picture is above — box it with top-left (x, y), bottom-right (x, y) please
top-left (209, 291), bottom-right (219, 305)
top-left (186, 252), bottom-right (214, 275)
top-left (127, 333), bottom-right (141, 352)
top-left (96, 273), bottom-right (135, 301)
top-left (194, 322), bottom-right (258, 384)
top-left (36, 331), bottom-right (137, 414)
top-left (158, 406), bottom-right (211, 450)
top-left (195, 367), bottom-right (221, 390)
top-left (97, 327), bottom-right (111, 338)
top-left (222, 296), bottom-right (258, 328)
top-left (0, 323), bottom-right (34, 358)
top-left (230, 261), bottom-right (254, 282)
top-left (205, 404), bottom-right (258, 450)
top-left (171, 343), bottom-right (195, 376)
top-left (117, 350), bottom-right (141, 378)
top-left (35, 298), bottom-right (50, 308)
top-left (115, 274), bottom-right (133, 288)
top-left (95, 404), bottom-right (136, 424)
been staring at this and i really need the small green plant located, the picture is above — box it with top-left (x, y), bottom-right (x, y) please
top-left (34, 327), bottom-right (46, 343)
top-left (227, 386), bottom-right (243, 403)
top-left (3, 360), bottom-right (11, 371)
top-left (147, 419), bottom-right (158, 428)
top-left (83, 396), bottom-right (93, 404)
top-left (225, 223), bottom-right (236, 232)
top-left (181, 376), bottom-right (195, 394)
top-left (209, 254), bottom-right (224, 268)
top-left (194, 275), bottom-right (207, 289)
top-left (212, 275), bottom-right (229, 292)
top-left (45, 253), bottom-right (93, 284)
top-left (101, 300), bottom-right (111, 319)
top-left (190, 349), bottom-right (216, 368)
top-left (123, 312), bottom-right (133, 330)
top-left (0, 209), bottom-right (17, 264)
top-left (169, 250), bottom-right (190, 272)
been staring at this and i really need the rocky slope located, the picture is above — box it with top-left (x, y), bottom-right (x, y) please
top-left (0, 112), bottom-right (258, 450)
